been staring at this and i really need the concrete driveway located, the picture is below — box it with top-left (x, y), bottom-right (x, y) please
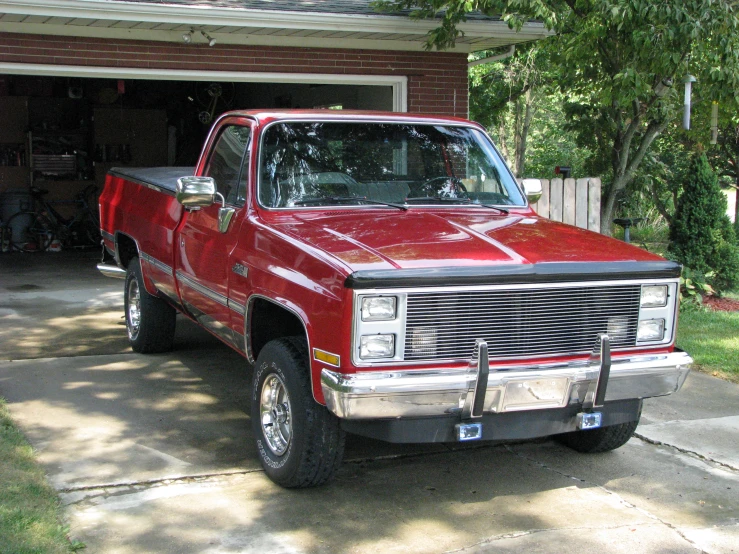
top-left (1, 251), bottom-right (737, 553)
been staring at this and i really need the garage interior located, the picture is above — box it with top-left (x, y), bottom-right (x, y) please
top-left (0, 73), bottom-right (393, 250)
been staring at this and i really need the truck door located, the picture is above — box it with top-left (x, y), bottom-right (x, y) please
top-left (176, 118), bottom-right (252, 352)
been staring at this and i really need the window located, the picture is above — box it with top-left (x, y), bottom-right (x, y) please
top-left (258, 122), bottom-right (525, 208)
top-left (204, 125), bottom-right (251, 205)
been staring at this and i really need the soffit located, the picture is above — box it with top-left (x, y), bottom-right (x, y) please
top-left (0, 0), bottom-right (549, 53)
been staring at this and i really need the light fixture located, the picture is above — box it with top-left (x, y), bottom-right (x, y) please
top-left (182, 29), bottom-right (193, 43)
top-left (201, 30), bottom-right (216, 47)
top-left (711, 101), bottom-right (719, 144)
top-left (359, 335), bottom-right (395, 359)
top-left (682, 74), bottom-right (697, 130)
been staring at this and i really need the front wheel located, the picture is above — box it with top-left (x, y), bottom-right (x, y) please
top-left (556, 403), bottom-right (642, 453)
top-left (124, 256), bottom-right (176, 353)
top-left (251, 337), bottom-right (345, 488)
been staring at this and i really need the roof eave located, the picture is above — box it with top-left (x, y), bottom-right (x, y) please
top-left (0, 0), bottom-right (551, 52)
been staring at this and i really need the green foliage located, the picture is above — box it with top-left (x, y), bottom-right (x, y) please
top-left (468, 44), bottom-right (543, 129)
top-left (469, 45), bottom-right (589, 178)
top-left (669, 153), bottom-right (739, 291)
top-left (678, 267), bottom-right (716, 308)
top-left (522, 95), bottom-right (590, 178)
top-left (678, 305), bottom-right (739, 382)
top-left (0, 398), bottom-right (83, 553)
top-left (376, 0), bottom-right (739, 233)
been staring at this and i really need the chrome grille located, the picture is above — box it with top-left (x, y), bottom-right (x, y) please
top-left (404, 285), bottom-right (642, 361)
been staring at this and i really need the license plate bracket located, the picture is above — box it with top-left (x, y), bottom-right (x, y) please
top-left (501, 377), bottom-right (569, 411)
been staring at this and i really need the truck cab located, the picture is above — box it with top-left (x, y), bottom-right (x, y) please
top-left (98, 110), bottom-right (692, 488)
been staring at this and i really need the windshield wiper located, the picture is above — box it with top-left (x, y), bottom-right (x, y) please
top-left (293, 196), bottom-right (408, 211)
top-left (405, 196), bottom-right (509, 214)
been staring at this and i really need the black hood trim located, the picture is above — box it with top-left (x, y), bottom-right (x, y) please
top-left (344, 261), bottom-right (682, 289)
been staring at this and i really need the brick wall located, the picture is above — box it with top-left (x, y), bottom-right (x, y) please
top-left (0, 32), bottom-right (469, 117)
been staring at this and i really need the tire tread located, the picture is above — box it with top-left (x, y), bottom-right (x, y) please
top-left (125, 256), bottom-right (176, 353)
top-left (253, 337), bottom-right (345, 488)
top-left (557, 413), bottom-right (640, 454)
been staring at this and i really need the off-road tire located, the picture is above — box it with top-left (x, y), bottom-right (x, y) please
top-left (124, 256), bottom-right (176, 353)
top-left (251, 337), bottom-right (345, 488)
top-left (556, 403), bottom-right (642, 453)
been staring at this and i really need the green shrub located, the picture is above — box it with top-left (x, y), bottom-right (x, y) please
top-left (711, 241), bottom-right (739, 290)
top-left (669, 153), bottom-right (739, 292)
top-left (678, 267), bottom-right (715, 308)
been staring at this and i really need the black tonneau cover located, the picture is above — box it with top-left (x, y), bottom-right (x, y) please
top-left (109, 167), bottom-right (195, 193)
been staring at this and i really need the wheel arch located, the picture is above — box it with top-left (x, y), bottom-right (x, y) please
top-left (114, 232), bottom-right (159, 296)
top-left (245, 294), bottom-right (310, 366)
top-left (114, 232), bottom-right (139, 269)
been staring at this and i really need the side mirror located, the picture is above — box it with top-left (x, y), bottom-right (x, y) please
top-left (521, 178), bottom-right (543, 204)
top-left (176, 176), bottom-right (216, 208)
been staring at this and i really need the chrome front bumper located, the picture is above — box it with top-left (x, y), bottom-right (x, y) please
top-left (321, 341), bottom-right (692, 419)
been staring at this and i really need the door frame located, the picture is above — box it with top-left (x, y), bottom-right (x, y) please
top-left (0, 62), bottom-right (408, 112)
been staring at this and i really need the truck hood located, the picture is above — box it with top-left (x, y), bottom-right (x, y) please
top-left (273, 210), bottom-right (664, 273)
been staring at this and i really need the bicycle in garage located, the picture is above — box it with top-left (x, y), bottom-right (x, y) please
top-left (3, 185), bottom-right (101, 253)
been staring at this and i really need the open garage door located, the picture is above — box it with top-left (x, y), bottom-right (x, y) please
top-left (0, 69), bottom-right (405, 251)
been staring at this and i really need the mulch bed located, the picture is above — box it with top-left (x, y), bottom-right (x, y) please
top-left (704, 296), bottom-right (739, 312)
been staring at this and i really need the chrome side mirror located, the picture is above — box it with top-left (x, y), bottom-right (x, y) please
top-left (176, 176), bottom-right (217, 208)
top-left (521, 178), bottom-right (543, 204)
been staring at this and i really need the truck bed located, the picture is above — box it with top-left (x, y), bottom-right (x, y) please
top-left (108, 167), bottom-right (194, 194)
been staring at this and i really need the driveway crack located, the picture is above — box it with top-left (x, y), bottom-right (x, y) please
top-left (501, 444), bottom-right (707, 553)
top-left (634, 432), bottom-right (739, 473)
top-left (444, 522), bottom-right (657, 553)
top-left (58, 468), bottom-right (264, 494)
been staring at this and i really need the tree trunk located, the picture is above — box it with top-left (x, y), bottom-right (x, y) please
top-left (600, 176), bottom-right (624, 235)
top-left (600, 119), bottom-right (669, 235)
top-left (513, 98), bottom-right (523, 176)
top-left (515, 89), bottom-right (534, 178)
top-left (497, 117), bottom-right (511, 165)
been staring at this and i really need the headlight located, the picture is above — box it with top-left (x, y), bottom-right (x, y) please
top-left (359, 334), bottom-right (395, 359)
top-left (637, 319), bottom-right (665, 342)
top-left (641, 285), bottom-right (668, 308)
top-left (361, 296), bottom-right (397, 321)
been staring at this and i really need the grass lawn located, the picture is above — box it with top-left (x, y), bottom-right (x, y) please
top-left (0, 398), bottom-right (83, 553)
top-left (677, 306), bottom-right (739, 383)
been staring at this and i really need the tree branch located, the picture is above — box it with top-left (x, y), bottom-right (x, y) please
top-left (650, 184), bottom-right (673, 225)
top-left (616, 111), bottom-right (643, 178)
top-left (722, 142), bottom-right (739, 179)
top-left (562, 0), bottom-right (587, 18)
top-left (623, 119), bottom-right (670, 184)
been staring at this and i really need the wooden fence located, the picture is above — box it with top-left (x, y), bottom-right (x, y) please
top-left (528, 177), bottom-right (601, 232)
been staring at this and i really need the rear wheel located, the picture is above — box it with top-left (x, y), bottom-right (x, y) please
top-left (251, 337), bottom-right (345, 488)
top-left (556, 403), bottom-right (642, 453)
top-left (124, 256), bottom-right (176, 353)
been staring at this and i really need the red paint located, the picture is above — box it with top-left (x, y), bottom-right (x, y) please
top-left (99, 110), bottom-right (677, 405)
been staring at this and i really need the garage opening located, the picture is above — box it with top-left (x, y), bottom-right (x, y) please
top-left (0, 73), bottom-right (399, 250)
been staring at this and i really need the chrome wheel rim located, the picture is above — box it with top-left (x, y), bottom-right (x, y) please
top-left (127, 278), bottom-right (141, 341)
top-left (259, 373), bottom-right (292, 456)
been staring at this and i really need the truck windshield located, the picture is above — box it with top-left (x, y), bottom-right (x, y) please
top-left (258, 122), bottom-right (525, 209)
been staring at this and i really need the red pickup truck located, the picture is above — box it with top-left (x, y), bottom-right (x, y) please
top-left (98, 110), bottom-right (692, 488)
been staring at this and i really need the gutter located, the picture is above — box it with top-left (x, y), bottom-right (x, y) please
top-left (468, 45), bottom-right (515, 67)
top-left (0, 0), bottom-right (549, 39)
